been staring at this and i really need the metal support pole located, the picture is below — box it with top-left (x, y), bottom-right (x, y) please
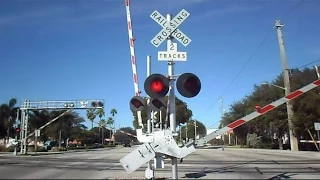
top-left (315, 65), bottom-right (320, 79)
top-left (160, 111), bottom-right (162, 130)
top-left (24, 111), bottom-right (29, 154)
top-left (167, 13), bottom-right (178, 180)
top-left (20, 106), bottom-right (25, 154)
top-left (145, 55), bottom-right (154, 179)
top-left (186, 126), bottom-right (188, 141)
top-left (23, 100), bottom-right (30, 154)
top-left (147, 55), bottom-right (152, 134)
top-left (194, 120), bottom-right (197, 140)
top-left (14, 109), bottom-right (19, 156)
top-left (35, 132), bottom-right (38, 155)
top-left (151, 111), bottom-right (154, 132)
top-left (275, 20), bottom-right (299, 151)
top-left (317, 130), bottom-right (320, 151)
top-left (179, 126), bottom-right (182, 144)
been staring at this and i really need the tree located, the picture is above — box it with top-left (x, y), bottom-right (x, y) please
top-left (110, 108), bottom-right (117, 145)
top-left (132, 96), bottom-right (193, 129)
top-left (98, 119), bottom-right (107, 145)
top-left (219, 67), bottom-right (320, 150)
top-left (106, 117), bottom-right (114, 145)
top-left (179, 119), bottom-right (206, 141)
top-left (114, 127), bottom-right (136, 144)
top-left (0, 98), bottom-right (19, 141)
top-left (86, 109), bottom-right (97, 129)
top-left (96, 108), bottom-right (105, 145)
top-left (290, 68), bottom-right (320, 141)
top-left (28, 109), bottom-right (51, 142)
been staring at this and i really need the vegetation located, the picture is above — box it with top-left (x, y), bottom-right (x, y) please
top-left (0, 103), bottom-right (121, 152)
top-left (178, 119), bottom-right (207, 143)
top-left (219, 67), bottom-right (320, 150)
top-left (2, 68), bottom-right (318, 152)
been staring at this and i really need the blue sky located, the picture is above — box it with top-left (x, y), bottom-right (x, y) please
top-left (1, 0), bottom-right (320, 130)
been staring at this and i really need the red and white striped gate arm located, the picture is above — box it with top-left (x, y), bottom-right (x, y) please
top-left (124, 0), bottom-right (143, 127)
top-left (119, 130), bottom-right (137, 138)
top-left (20, 109), bottom-right (71, 143)
top-left (196, 79), bottom-right (320, 145)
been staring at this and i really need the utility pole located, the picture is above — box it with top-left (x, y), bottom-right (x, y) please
top-left (274, 20), bottom-right (299, 151)
top-left (194, 120), bottom-right (196, 140)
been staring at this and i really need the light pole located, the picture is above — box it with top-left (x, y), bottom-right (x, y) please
top-left (261, 82), bottom-right (287, 91)
top-left (185, 121), bottom-right (198, 141)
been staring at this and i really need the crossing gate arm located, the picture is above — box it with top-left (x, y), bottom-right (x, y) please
top-left (196, 79), bottom-right (320, 146)
top-left (21, 109), bottom-right (71, 143)
top-left (119, 130), bottom-right (137, 138)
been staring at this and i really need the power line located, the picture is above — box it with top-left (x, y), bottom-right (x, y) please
top-left (205, 0), bottom-right (303, 113)
top-left (296, 58), bottom-right (320, 70)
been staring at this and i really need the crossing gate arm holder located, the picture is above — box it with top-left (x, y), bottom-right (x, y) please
top-left (120, 130), bottom-right (196, 174)
top-left (152, 129), bottom-right (196, 158)
top-left (5, 138), bottom-right (18, 148)
top-left (136, 128), bottom-right (154, 143)
top-left (120, 143), bottom-right (156, 174)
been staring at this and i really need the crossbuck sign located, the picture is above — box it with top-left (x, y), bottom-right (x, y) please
top-left (150, 9), bottom-right (192, 47)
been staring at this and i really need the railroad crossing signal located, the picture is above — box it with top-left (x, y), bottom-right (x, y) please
top-left (144, 73), bottom-right (170, 98)
top-left (144, 73), bottom-right (169, 111)
top-left (130, 96), bottom-right (147, 112)
top-left (176, 73), bottom-right (201, 98)
top-left (150, 9), bottom-right (192, 47)
top-left (91, 101), bottom-right (104, 108)
top-left (149, 98), bottom-right (166, 111)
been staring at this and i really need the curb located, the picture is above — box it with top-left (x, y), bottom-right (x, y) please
top-left (13, 147), bottom-right (118, 157)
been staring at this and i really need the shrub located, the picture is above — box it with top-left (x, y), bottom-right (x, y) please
top-left (246, 133), bottom-right (262, 148)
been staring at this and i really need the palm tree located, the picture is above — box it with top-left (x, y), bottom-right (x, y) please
top-left (0, 98), bottom-right (18, 142)
top-left (107, 117), bottom-right (114, 145)
top-left (86, 109), bottom-right (97, 129)
top-left (110, 108), bottom-right (117, 145)
top-left (96, 108), bottom-right (105, 145)
top-left (98, 119), bottom-right (107, 145)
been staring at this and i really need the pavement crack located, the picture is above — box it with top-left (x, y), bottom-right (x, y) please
top-left (254, 167), bottom-right (263, 174)
top-left (308, 167), bottom-right (320, 172)
top-left (272, 160), bottom-right (279, 165)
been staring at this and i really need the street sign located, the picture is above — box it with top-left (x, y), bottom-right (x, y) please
top-left (158, 42), bottom-right (187, 61)
top-left (315, 123), bottom-right (320, 131)
top-left (150, 9), bottom-right (191, 47)
top-left (35, 130), bottom-right (40, 137)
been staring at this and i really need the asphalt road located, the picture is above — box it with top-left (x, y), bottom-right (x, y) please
top-left (0, 146), bottom-right (320, 179)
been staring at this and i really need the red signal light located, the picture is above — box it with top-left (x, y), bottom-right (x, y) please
top-left (16, 128), bottom-right (20, 132)
top-left (177, 73), bottom-right (201, 98)
top-left (149, 98), bottom-right (166, 111)
top-left (151, 79), bottom-right (164, 93)
top-left (131, 99), bottom-right (143, 108)
top-left (144, 74), bottom-right (169, 98)
top-left (129, 96), bottom-right (147, 112)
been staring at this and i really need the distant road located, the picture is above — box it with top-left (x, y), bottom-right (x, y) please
top-left (0, 146), bottom-right (320, 179)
